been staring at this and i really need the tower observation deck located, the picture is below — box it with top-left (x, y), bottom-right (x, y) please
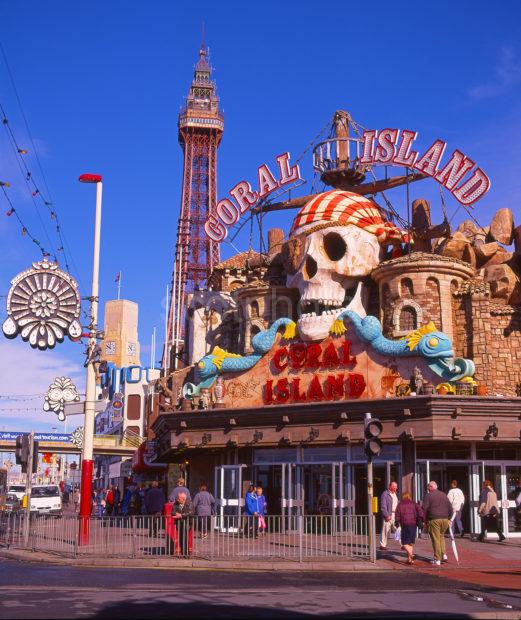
top-left (166, 42), bottom-right (224, 370)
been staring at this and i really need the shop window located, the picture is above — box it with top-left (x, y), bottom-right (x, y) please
top-left (476, 444), bottom-right (521, 460)
top-left (253, 448), bottom-right (298, 464)
top-left (126, 394), bottom-right (141, 420)
top-left (302, 447), bottom-right (348, 462)
top-left (416, 443), bottom-right (471, 460)
top-left (399, 306), bottom-right (417, 332)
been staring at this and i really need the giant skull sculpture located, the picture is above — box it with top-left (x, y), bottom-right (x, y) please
top-left (286, 190), bottom-right (408, 341)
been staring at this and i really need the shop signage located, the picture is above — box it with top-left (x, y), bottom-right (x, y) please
top-left (264, 339), bottom-right (366, 404)
top-left (0, 431), bottom-right (72, 443)
top-left (99, 362), bottom-right (154, 399)
top-left (360, 129), bottom-right (490, 205)
top-left (204, 152), bottom-right (302, 242)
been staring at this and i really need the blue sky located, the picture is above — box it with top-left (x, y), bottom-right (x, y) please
top-left (1, 1), bottom-right (520, 433)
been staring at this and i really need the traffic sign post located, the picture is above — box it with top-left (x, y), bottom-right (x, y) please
top-left (364, 413), bottom-right (383, 562)
top-left (23, 431), bottom-right (35, 547)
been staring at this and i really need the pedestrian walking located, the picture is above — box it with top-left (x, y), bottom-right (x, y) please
top-left (170, 491), bottom-right (194, 556)
top-left (254, 485), bottom-right (268, 535)
top-left (244, 485), bottom-right (259, 537)
top-left (113, 486), bottom-right (121, 517)
top-left (395, 492), bottom-right (423, 565)
top-left (241, 484), bottom-right (256, 536)
top-left (423, 481), bottom-right (452, 565)
top-left (73, 487), bottom-right (80, 512)
top-left (379, 481), bottom-right (398, 551)
top-left (477, 480), bottom-right (505, 542)
top-left (94, 488), bottom-right (105, 518)
top-left (145, 480), bottom-right (165, 538)
top-left (104, 485), bottom-right (115, 516)
top-left (120, 485), bottom-right (133, 517)
top-left (168, 478), bottom-right (191, 503)
top-left (447, 480), bottom-right (465, 537)
top-left (192, 483), bottom-right (215, 539)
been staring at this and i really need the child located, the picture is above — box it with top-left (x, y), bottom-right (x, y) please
top-left (255, 485), bottom-right (267, 535)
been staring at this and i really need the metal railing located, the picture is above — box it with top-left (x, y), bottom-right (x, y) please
top-left (0, 513), bottom-right (372, 562)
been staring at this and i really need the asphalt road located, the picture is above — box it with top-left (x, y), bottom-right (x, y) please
top-left (1, 558), bottom-right (520, 619)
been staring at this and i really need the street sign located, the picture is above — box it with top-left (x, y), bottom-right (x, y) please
top-left (63, 399), bottom-right (108, 416)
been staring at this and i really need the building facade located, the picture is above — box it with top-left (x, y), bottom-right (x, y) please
top-left (149, 183), bottom-right (521, 538)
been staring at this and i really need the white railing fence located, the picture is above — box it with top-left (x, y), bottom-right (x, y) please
top-left (0, 513), bottom-right (373, 562)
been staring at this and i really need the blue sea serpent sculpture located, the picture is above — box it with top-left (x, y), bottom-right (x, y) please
top-left (330, 309), bottom-right (475, 382)
top-left (183, 318), bottom-right (297, 398)
top-left (183, 311), bottom-right (474, 398)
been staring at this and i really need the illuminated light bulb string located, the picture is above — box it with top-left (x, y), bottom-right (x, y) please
top-left (0, 183), bottom-right (51, 257)
top-left (0, 101), bottom-right (62, 262)
top-left (0, 41), bottom-right (79, 278)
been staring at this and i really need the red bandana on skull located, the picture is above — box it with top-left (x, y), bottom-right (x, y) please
top-left (290, 190), bottom-right (410, 245)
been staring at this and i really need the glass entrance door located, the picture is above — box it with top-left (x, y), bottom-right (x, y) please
top-left (416, 461), bottom-right (480, 533)
top-left (505, 466), bottom-right (521, 536)
top-left (215, 464), bottom-right (246, 532)
top-left (481, 463), bottom-right (521, 538)
top-left (281, 463), bottom-right (303, 530)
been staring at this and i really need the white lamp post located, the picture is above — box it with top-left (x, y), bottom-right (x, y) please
top-left (78, 173), bottom-right (103, 544)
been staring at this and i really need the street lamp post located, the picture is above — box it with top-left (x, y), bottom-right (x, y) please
top-left (78, 173), bottom-right (103, 545)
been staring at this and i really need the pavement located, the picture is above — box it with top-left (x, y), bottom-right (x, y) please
top-left (1, 533), bottom-right (521, 618)
top-left (1, 556), bottom-right (521, 619)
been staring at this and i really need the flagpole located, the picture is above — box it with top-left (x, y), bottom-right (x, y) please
top-left (117, 272), bottom-right (122, 300)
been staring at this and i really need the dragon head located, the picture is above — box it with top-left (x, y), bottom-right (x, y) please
top-left (195, 353), bottom-right (219, 383)
top-left (406, 322), bottom-right (454, 360)
top-left (195, 346), bottom-right (244, 384)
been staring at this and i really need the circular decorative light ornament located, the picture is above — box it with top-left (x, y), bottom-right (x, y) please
top-left (43, 376), bottom-right (81, 422)
top-left (2, 259), bottom-right (82, 350)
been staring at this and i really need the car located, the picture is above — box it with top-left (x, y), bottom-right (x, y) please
top-left (30, 485), bottom-right (62, 516)
top-left (3, 494), bottom-right (22, 513)
top-left (7, 485), bottom-right (26, 502)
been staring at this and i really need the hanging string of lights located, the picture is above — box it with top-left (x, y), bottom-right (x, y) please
top-left (0, 101), bottom-right (60, 261)
top-left (0, 42), bottom-right (79, 278)
top-left (0, 183), bottom-right (51, 257)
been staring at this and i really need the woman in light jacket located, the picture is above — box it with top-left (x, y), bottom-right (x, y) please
top-left (477, 480), bottom-right (505, 542)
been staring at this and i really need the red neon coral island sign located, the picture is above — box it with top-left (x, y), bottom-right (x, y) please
top-left (205, 152), bottom-right (302, 242)
top-left (264, 340), bottom-right (366, 405)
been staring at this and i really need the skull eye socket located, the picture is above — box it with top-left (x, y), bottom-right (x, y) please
top-left (323, 232), bottom-right (347, 261)
top-left (305, 256), bottom-right (318, 279)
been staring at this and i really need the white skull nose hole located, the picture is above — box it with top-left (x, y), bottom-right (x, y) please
top-left (323, 232), bottom-right (347, 261)
top-left (305, 255), bottom-right (318, 279)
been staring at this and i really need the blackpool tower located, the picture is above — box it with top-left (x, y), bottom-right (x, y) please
top-left (166, 40), bottom-right (224, 370)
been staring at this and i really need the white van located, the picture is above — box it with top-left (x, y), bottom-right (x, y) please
top-left (7, 484), bottom-right (26, 501)
top-left (30, 485), bottom-right (62, 515)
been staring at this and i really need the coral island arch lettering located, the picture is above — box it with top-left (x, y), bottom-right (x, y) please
top-left (359, 129), bottom-right (490, 206)
top-left (204, 152), bottom-right (302, 242)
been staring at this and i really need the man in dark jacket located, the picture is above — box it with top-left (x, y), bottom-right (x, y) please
top-left (172, 491), bottom-right (194, 556)
top-left (423, 481), bottom-right (453, 565)
top-left (145, 481), bottom-right (165, 537)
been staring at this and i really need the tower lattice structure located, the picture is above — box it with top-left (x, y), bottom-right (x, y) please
top-left (166, 42), bottom-right (224, 369)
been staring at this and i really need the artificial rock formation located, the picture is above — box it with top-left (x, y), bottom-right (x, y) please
top-left (489, 208), bottom-right (514, 245)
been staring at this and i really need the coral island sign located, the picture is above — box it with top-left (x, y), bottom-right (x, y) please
top-left (265, 340), bottom-right (366, 404)
top-left (359, 129), bottom-right (490, 206)
top-left (204, 152), bottom-right (302, 242)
